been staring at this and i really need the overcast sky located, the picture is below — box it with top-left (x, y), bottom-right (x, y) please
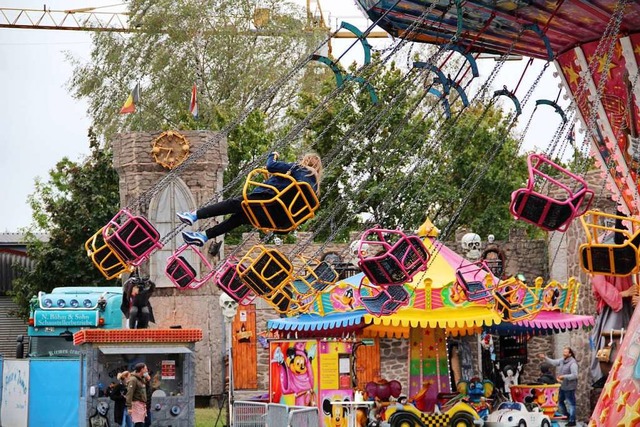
top-left (0, 0), bottom-right (568, 232)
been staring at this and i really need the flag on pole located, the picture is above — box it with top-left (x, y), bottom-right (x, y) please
top-left (120, 83), bottom-right (140, 114)
top-left (189, 83), bottom-right (198, 119)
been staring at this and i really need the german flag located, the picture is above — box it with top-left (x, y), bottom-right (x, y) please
top-left (120, 83), bottom-right (140, 114)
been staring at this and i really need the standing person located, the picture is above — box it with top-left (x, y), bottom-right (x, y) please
top-left (121, 276), bottom-right (156, 330)
top-left (126, 363), bottom-right (150, 427)
top-left (110, 371), bottom-right (133, 427)
top-left (178, 152), bottom-right (323, 255)
top-left (538, 348), bottom-right (578, 426)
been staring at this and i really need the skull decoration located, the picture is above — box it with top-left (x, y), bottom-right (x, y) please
top-left (219, 293), bottom-right (238, 320)
top-left (461, 233), bottom-right (482, 261)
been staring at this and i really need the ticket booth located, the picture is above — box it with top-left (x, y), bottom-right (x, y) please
top-left (75, 328), bottom-right (202, 427)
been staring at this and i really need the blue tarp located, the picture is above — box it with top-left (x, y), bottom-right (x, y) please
top-left (28, 358), bottom-right (80, 427)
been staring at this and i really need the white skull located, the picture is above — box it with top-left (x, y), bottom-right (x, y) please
top-left (219, 293), bottom-right (238, 319)
top-left (461, 233), bottom-right (482, 260)
top-left (487, 234), bottom-right (495, 244)
top-left (349, 240), bottom-right (376, 264)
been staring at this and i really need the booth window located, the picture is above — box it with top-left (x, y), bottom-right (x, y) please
top-left (98, 349), bottom-right (187, 396)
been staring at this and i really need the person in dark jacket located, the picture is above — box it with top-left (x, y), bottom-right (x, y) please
top-left (120, 276), bottom-right (155, 329)
top-left (539, 347), bottom-right (578, 426)
top-left (178, 152), bottom-right (323, 255)
top-left (110, 371), bottom-right (132, 427)
top-left (536, 362), bottom-right (557, 385)
top-left (126, 363), bottom-right (149, 427)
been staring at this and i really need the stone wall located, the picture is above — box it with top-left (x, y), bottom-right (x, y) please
top-left (112, 131), bottom-right (227, 397)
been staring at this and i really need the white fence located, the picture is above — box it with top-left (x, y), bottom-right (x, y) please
top-left (232, 401), bottom-right (319, 427)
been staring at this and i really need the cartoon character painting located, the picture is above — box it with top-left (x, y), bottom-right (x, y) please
top-left (271, 341), bottom-right (317, 406)
top-left (322, 398), bottom-right (349, 427)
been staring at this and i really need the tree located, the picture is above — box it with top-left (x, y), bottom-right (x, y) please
top-left (11, 129), bottom-right (120, 318)
top-left (67, 0), bottom-right (326, 142)
top-left (286, 55), bottom-right (533, 241)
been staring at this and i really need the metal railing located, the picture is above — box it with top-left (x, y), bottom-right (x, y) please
top-left (232, 401), bottom-right (319, 426)
top-left (288, 407), bottom-right (319, 427)
top-left (232, 401), bottom-right (268, 426)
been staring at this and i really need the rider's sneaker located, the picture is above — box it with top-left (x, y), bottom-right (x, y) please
top-left (182, 231), bottom-right (208, 247)
top-left (177, 211), bottom-right (198, 226)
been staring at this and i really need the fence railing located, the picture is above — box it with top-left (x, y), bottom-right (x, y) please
top-left (288, 407), bottom-right (319, 427)
top-left (232, 401), bottom-right (319, 427)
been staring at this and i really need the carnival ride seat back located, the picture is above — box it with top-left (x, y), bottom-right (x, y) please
top-left (102, 209), bottom-right (162, 266)
top-left (455, 261), bottom-right (494, 302)
top-left (214, 258), bottom-right (256, 306)
top-left (579, 211), bottom-right (640, 276)
top-left (493, 280), bottom-right (540, 321)
top-left (165, 244), bottom-right (215, 290)
top-left (357, 229), bottom-right (429, 287)
top-left (361, 285), bottom-right (409, 316)
top-left (241, 169), bottom-right (320, 233)
top-left (85, 227), bottom-right (133, 280)
top-left (237, 245), bottom-right (296, 314)
top-left (166, 256), bottom-right (197, 289)
top-left (510, 154), bottom-right (593, 232)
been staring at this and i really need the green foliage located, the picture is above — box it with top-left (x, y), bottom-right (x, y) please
top-left (67, 0), bottom-right (324, 142)
top-left (286, 56), bottom-right (531, 241)
top-left (11, 129), bottom-right (120, 318)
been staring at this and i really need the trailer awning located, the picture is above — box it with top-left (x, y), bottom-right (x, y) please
top-left (99, 346), bottom-right (192, 354)
top-left (484, 311), bottom-right (595, 336)
top-left (267, 311), bottom-right (366, 336)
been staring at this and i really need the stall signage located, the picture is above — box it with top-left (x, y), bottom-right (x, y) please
top-left (34, 311), bottom-right (98, 327)
top-left (361, 339), bottom-right (375, 346)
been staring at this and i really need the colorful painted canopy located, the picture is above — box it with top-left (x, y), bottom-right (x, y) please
top-left (485, 311), bottom-right (595, 336)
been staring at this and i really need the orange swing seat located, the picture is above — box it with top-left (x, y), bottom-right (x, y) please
top-left (85, 227), bottom-right (133, 280)
top-left (237, 245), bottom-right (296, 314)
top-left (579, 211), bottom-right (640, 276)
top-left (241, 168), bottom-right (319, 233)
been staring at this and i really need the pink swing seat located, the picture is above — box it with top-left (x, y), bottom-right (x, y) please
top-left (510, 154), bottom-right (593, 232)
top-left (102, 209), bottom-right (163, 266)
top-left (455, 261), bottom-right (495, 303)
top-left (165, 244), bottom-right (215, 290)
top-left (356, 227), bottom-right (430, 287)
top-left (213, 257), bottom-right (257, 306)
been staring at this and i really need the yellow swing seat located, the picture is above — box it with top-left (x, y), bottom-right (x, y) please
top-left (241, 168), bottom-right (319, 233)
top-left (237, 245), bottom-right (296, 314)
top-left (288, 257), bottom-right (340, 316)
top-left (492, 277), bottom-right (540, 321)
top-left (85, 227), bottom-right (133, 280)
top-left (579, 211), bottom-right (640, 276)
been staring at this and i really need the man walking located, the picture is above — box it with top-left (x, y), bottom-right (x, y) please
top-left (539, 347), bottom-right (579, 426)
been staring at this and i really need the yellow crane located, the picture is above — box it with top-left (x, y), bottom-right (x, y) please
top-left (0, 2), bottom-right (388, 37)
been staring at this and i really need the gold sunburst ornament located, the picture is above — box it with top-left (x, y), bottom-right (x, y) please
top-left (151, 131), bottom-right (190, 169)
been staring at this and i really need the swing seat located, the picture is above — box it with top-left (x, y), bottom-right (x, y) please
top-left (291, 260), bottom-right (339, 294)
top-left (493, 279), bottom-right (540, 321)
top-left (361, 285), bottom-right (409, 317)
top-left (579, 211), bottom-right (640, 276)
top-left (455, 261), bottom-right (495, 302)
top-left (214, 257), bottom-right (256, 306)
top-left (510, 154), bottom-right (593, 232)
top-left (166, 244), bottom-right (215, 290)
top-left (241, 168), bottom-right (319, 233)
top-left (356, 228), bottom-right (430, 287)
top-left (85, 227), bottom-right (133, 280)
top-left (102, 209), bottom-right (162, 266)
top-left (237, 245), bottom-right (296, 314)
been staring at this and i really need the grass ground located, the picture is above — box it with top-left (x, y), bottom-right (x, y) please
top-left (195, 407), bottom-right (228, 427)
